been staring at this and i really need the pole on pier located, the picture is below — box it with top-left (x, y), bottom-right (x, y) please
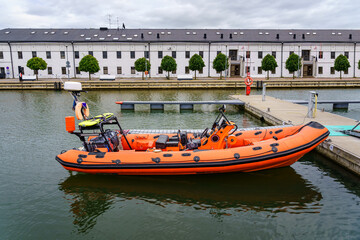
top-left (262, 83), bottom-right (267, 101)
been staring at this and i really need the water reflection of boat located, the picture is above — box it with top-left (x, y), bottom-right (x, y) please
top-left (59, 167), bottom-right (322, 233)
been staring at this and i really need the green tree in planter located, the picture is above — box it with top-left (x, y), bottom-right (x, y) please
top-left (189, 54), bottom-right (205, 80)
top-left (261, 54), bottom-right (278, 79)
top-left (285, 53), bottom-right (302, 79)
top-left (212, 53), bottom-right (228, 79)
top-left (79, 55), bottom-right (100, 80)
top-left (26, 57), bottom-right (47, 80)
top-left (160, 55), bottom-right (177, 79)
top-left (134, 57), bottom-right (151, 80)
top-left (334, 54), bottom-right (350, 79)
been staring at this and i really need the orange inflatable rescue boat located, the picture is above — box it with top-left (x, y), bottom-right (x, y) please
top-left (56, 107), bottom-right (329, 175)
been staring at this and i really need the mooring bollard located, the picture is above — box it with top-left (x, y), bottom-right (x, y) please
top-left (262, 83), bottom-right (267, 101)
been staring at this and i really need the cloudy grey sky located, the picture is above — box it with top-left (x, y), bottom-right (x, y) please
top-left (0, 0), bottom-right (359, 29)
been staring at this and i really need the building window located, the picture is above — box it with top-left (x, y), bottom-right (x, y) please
top-left (47, 67), bottom-right (52, 75)
top-left (32, 51), bottom-right (37, 58)
top-left (75, 51), bottom-right (79, 59)
top-left (330, 67), bottom-right (335, 74)
top-left (318, 66), bottom-right (323, 74)
top-left (130, 51), bottom-right (135, 59)
top-left (271, 68), bottom-right (276, 74)
top-left (289, 51), bottom-right (294, 56)
top-left (117, 66), bottom-right (122, 74)
top-left (144, 51), bottom-right (149, 58)
top-left (185, 66), bottom-right (189, 74)
top-left (319, 51), bottom-right (323, 59)
top-left (61, 67), bottom-right (66, 75)
top-left (158, 51), bottom-right (163, 58)
top-left (199, 68), bottom-right (203, 74)
top-left (344, 51), bottom-right (349, 59)
top-left (60, 51), bottom-right (65, 59)
top-left (158, 67), bottom-right (163, 74)
top-left (76, 67), bottom-right (80, 74)
top-left (246, 66), bottom-right (250, 73)
top-left (117, 51), bottom-right (121, 59)
top-left (185, 51), bottom-right (190, 58)
top-left (217, 51), bottom-right (221, 56)
top-left (0, 51), bottom-right (3, 59)
top-left (103, 51), bottom-right (107, 59)
top-left (258, 67), bottom-right (262, 74)
top-left (331, 52), bottom-right (335, 59)
top-left (103, 66), bottom-right (108, 74)
top-left (258, 51), bottom-right (263, 59)
top-left (172, 69), bottom-right (176, 74)
top-left (272, 51), bottom-right (276, 58)
top-left (131, 66), bottom-right (135, 74)
top-left (46, 51), bottom-right (51, 59)
top-left (344, 68), bottom-right (348, 74)
top-left (246, 51), bottom-right (250, 58)
top-left (172, 51), bottom-right (176, 58)
top-left (199, 51), bottom-right (203, 58)
top-left (88, 51), bottom-right (93, 56)
top-left (18, 51), bottom-right (23, 59)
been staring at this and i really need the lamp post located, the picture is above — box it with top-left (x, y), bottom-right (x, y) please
top-left (225, 45), bottom-right (228, 80)
top-left (66, 45), bottom-right (70, 80)
top-left (298, 45), bottom-right (300, 78)
top-left (145, 45), bottom-right (147, 80)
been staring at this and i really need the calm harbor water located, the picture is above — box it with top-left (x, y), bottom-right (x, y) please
top-left (0, 88), bottom-right (359, 239)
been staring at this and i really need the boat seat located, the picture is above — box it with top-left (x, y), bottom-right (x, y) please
top-left (166, 141), bottom-right (179, 147)
top-left (155, 135), bottom-right (169, 149)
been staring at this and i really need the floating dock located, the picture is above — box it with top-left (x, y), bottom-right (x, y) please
top-left (231, 94), bottom-right (360, 176)
top-left (116, 100), bottom-right (244, 110)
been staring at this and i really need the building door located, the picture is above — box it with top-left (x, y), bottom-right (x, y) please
top-left (229, 50), bottom-right (238, 61)
top-left (0, 67), bottom-right (5, 79)
top-left (230, 64), bottom-right (240, 76)
top-left (303, 65), bottom-right (313, 77)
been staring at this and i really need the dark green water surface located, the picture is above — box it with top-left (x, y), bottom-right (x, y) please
top-left (0, 89), bottom-right (359, 239)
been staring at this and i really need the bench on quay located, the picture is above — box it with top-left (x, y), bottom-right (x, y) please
top-left (177, 74), bottom-right (193, 80)
top-left (22, 75), bottom-right (36, 81)
top-left (99, 75), bottom-right (116, 81)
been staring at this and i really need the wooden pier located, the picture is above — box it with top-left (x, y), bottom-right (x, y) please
top-left (116, 100), bottom-right (244, 111)
top-left (231, 94), bottom-right (360, 176)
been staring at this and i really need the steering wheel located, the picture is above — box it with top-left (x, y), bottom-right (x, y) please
top-left (200, 128), bottom-right (209, 139)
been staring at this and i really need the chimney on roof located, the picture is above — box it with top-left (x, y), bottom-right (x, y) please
top-left (276, 33), bottom-right (279, 39)
top-left (349, 34), bottom-right (352, 39)
top-left (203, 33), bottom-right (207, 39)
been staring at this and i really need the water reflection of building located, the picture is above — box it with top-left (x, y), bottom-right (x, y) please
top-left (59, 167), bottom-right (322, 233)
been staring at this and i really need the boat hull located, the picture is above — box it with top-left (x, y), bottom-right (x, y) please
top-left (56, 122), bottom-right (329, 175)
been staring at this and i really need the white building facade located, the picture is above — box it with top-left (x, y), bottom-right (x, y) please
top-left (0, 28), bottom-right (359, 79)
